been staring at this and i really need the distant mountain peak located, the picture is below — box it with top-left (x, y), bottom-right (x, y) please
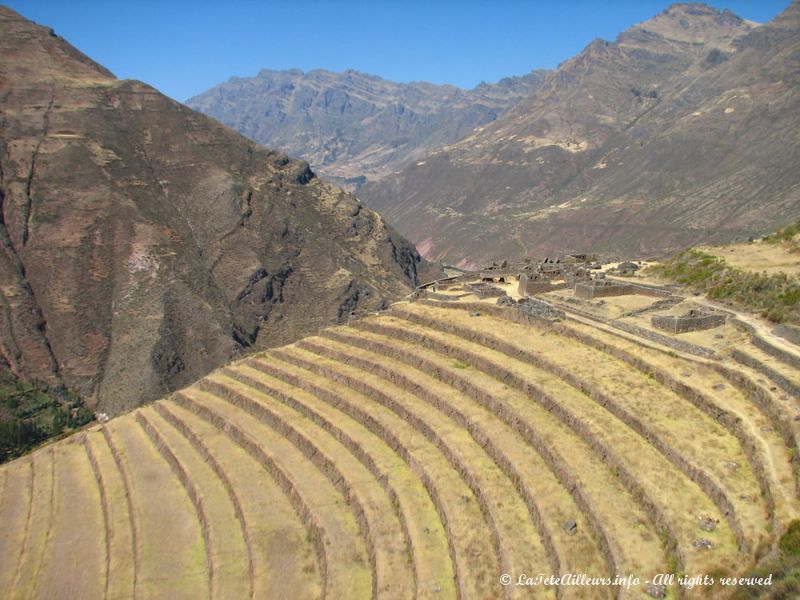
top-left (0, 5), bottom-right (116, 81)
top-left (623, 2), bottom-right (755, 50)
top-left (359, 0), bottom-right (800, 265)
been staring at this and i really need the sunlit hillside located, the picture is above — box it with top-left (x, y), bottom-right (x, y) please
top-left (2, 250), bottom-right (799, 599)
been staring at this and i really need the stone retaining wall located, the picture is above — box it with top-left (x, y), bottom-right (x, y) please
top-left (651, 312), bottom-right (726, 334)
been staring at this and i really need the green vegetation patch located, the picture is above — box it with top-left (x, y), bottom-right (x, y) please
top-left (647, 249), bottom-right (800, 324)
top-left (763, 218), bottom-right (800, 247)
top-left (0, 366), bottom-right (93, 462)
top-left (729, 521), bottom-right (800, 599)
top-left (779, 520), bottom-right (800, 557)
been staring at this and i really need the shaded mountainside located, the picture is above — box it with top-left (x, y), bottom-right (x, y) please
top-left (186, 67), bottom-right (545, 189)
top-left (0, 6), bottom-right (437, 416)
top-left (360, 2), bottom-right (800, 268)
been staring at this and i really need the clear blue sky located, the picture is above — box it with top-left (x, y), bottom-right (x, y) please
top-left (5, 0), bottom-right (790, 101)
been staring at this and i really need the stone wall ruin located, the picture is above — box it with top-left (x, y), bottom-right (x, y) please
top-left (651, 309), bottom-right (726, 333)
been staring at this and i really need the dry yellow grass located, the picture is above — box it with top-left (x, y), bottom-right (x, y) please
top-left (83, 426), bottom-right (137, 600)
top-left (699, 241), bottom-right (800, 276)
top-left (280, 342), bottom-right (506, 599)
top-left (1, 284), bottom-right (798, 599)
top-left (305, 330), bottom-right (593, 599)
top-left (105, 417), bottom-right (208, 600)
top-left (11, 448), bottom-right (55, 600)
top-left (137, 405), bottom-right (252, 600)
top-left (558, 316), bottom-right (800, 527)
top-left (462, 316), bottom-right (770, 549)
top-left (31, 437), bottom-right (105, 600)
top-left (328, 323), bottom-right (649, 599)
top-left (0, 458), bottom-right (33, 594)
top-left (180, 385), bottom-right (373, 599)
top-left (231, 357), bottom-right (456, 598)
top-left (159, 400), bottom-right (322, 600)
top-left (208, 368), bottom-right (416, 598)
top-left (385, 306), bottom-right (740, 575)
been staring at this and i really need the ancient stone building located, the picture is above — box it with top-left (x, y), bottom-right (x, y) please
top-left (574, 279), bottom-right (637, 299)
top-left (518, 272), bottom-right (563, 296)
top-left (466, 282), bottom-right (506, 299)
top-left (564, 268), bottom-right (592, 288)
top-left (651, 309), bottom-right (726, 333)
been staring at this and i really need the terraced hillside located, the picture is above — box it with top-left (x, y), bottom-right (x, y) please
top-left (1, 292), bottom-right (798, 598)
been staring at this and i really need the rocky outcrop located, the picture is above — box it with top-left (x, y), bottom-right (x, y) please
top-left (0, 7), bottom-right (438, 415)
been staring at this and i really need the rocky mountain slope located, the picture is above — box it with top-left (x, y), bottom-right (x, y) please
top-left (360, 2), bottom-right (800, 268)
top-left (0, 6), bottom-right (436, 415)
top-left (186, 68), bottom-right (544, 188)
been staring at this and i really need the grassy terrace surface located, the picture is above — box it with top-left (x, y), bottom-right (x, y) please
top-left (647, 248), bottom-right (800, 324)
top-left (388, 306), bottom-right (766, 548)
top-left (0, 296), bottom-right (798, 599)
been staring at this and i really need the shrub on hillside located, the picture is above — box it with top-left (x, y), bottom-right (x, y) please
top-left (780, 520), bottom-right (800, 557)
top-left (0, 366), bottom-right (94, 462)
top-left (763, 219), bottom-right (800, 245)
top-left (648, 249), bottom-right (800, 325)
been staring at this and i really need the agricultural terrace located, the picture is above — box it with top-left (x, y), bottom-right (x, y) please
top-left (1, 277), bottom-right (799, 599)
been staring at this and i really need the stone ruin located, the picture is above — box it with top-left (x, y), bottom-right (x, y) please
top-left (612, 261), bottom-right (640, 276)
top-left (574, 278), bottom-right (668, 300)
top-left (419, 254), bottom-right (664, 305)
top-left (496, 295), bottom-right (565, 321)
top-left (651, 309), bottom-right (726, 334)
top-left (514, 255), bottom-right (600, 298)
top-left (574, 279), bottom-right (637, 299)
top-left (465, 282), bottom-right (506, 299)
top-left (563, 267), bottom-right (592, 288)
top-left (432, 281), bottom-right (464, 293)
top-left (518, 272), bottom-right (565, 296)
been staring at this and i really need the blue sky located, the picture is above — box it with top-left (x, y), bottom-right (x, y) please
top-left (6, 1), bottom-right (790, 101)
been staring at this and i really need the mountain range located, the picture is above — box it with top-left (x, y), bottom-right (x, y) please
top-left (0, 6), bottom-right (434, 415)
top-left (186, 67), bottom-right (544, 189)
top-left (360, 1), bottom-right (800, 266)
top-left (187, 2), bottom-right (800, 268)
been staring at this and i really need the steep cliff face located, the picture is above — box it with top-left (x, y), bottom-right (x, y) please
top-left (0, 7), bottom-right (436, 415)
top-left (186, 67), bottom-right (545, 188)
top-left (360, 2), bottom-right (800, 267)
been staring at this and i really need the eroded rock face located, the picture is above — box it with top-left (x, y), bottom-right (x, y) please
top-left (360, 2), bottom-right (800, 266)
top-left (0, 7), bottom-right (437, 415)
